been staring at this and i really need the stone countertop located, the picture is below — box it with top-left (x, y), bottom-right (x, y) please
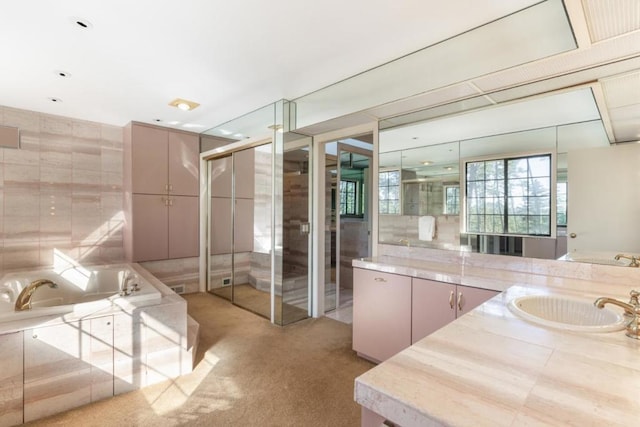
top-left (354, 257), bottom-right (640, 426)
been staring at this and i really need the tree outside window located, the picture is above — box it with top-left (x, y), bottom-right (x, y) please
top-left (379, 170), bottom-right (400, 214)
top-left (465, 154), bottom-right (552, 236)
top-left (340, 180), bottom-right (358, 216)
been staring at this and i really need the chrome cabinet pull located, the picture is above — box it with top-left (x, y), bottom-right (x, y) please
top-left (458, 292), bottom-right (463, 311)
top-left (374, 277), bottom-right (387, 283)
top-left (449, 291), bottom-right (454, 309)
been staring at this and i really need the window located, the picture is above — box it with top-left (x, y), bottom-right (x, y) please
top-left (340, 180), bottom-right (357, 215)
top-left (444, 185), bottom-right (460, 214)
top-left (556, 181), bottom-right (567, 226)
top-left (465, 154), bottom-right (552, 236)
top-left (378, 170), bottom-right (400, 214)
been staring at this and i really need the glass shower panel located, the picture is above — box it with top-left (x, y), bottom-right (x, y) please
top-left (208, 155), bottom-right (233, 301)
top-left (278, 134), bottom-right (312, 325)
top-left (338, 150), bottom-right (371, 310)
top-left (231, 145), bottom-right (272, 319)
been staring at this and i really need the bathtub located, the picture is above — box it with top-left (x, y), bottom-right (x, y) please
top-left (0, 264), bottom-right (162, 322)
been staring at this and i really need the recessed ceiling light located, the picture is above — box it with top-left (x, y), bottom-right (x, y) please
top-left (169, 98), bottom-right (200, 111)
top-left (55, 70), bottom-right (71, 78)
top-left (444, 166), bottom-right (453, 171)
top-left (48, 97), bottom-right (62, 103)
top-left (70, 17), bottom-right (93, 30)
top-left (421, 161), bottom-right (432, 165)
top-left (154, 119), bottom-right (162, 122)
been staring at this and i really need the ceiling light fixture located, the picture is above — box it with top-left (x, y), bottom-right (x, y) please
top-left (169, 98), bottom-right (200, 111)
top-left (422, 161), bottom-right (432, 165)
top-left (55, 70), bottom-right (71, 78)
top-left (48, 97), bottom-right (62, 103)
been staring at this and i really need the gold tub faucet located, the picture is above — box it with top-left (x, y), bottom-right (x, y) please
top-left (15, 279), bottom-right (58, 311)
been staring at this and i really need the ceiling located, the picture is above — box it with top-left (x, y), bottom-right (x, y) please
top-left (1, 1), bottom-right (639, 140)
top-left (0, 0), bottom-right (541, 129)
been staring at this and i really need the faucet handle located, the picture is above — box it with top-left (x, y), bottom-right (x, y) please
top-left (629, 290), bottom-right (640, 306)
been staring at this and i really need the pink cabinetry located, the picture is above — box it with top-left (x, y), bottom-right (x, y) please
top-left (353, 268), bottom-right (412, 363)
top-left (125, 123), bottom-right (200, 262)
top-left (412, 278), bottom-right (498, 344)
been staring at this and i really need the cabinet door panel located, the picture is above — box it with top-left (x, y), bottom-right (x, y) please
top-left (353, 268), bottom-right (411, 362)
top-left (412, 278), bottom-right (456, 344)
top-left (210, 157), bottom-right (232, 198)
top-left (234, 148), bottom-right (255, 199)
top-left (457, 286), bottom-right (499, 315)
top-left (132, 195), bottom-right (168, 261)
top-left (169, 196), bottom-right (199, 258)
top-left (211, 197), bottom-right (232, 255)
top-left (87, 317), bottom-right (114, 402)
top-left (0, 331), bottom-right (23, 427)
top-left (24, 322), bottom-right (90, 422)
top-left (132, 125), bottom-right (168, 194)
top-left (168, 132), bottom-right (199, 196)
top-left (234, 198), bottom-right (254, 253)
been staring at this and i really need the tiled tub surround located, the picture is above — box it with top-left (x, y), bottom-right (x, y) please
top-left (353, 249), bottom-right (640, 426)
top-left (0, 263), bottom-right (198, 426)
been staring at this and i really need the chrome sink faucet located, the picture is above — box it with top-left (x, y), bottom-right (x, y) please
top-left (15, 279), bottom-right (58, 311)
top-left (594, 290), bottom-right (640, 339)
top-left (614, 254), bottom-right (640, 267)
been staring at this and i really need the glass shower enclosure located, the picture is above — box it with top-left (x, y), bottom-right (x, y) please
top-left (203, 101), bottom-right (311, 325)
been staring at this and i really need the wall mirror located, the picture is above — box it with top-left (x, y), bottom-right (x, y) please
top-left (377, 85), bottom-right (639, 265)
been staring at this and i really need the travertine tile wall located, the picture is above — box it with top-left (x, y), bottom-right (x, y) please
top-left (0, 106), bottom-right (125, 275)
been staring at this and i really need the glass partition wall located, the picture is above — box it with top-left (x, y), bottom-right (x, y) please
top-left (204, 101), bottom-right (311, 325)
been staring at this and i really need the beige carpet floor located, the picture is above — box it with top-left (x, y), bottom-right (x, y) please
top-left (25, 292), bottom-right (374, 427)
top-left (211, 283), bottom-right (308, 325)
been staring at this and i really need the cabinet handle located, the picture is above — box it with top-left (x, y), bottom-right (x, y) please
top-left (374, 277), bottom-right (387, 283)
top-left (169, 184), bottom-right (173, 192)
top-left (458, 292), bottom-right (463, 311)
top-left (449, 291), bottom-right (454, 309)
top-left (165, 184), bottom-right (169, 191)
top-left (168, 198), bottom-right (173, 206)
top-left (161, 197), bottom-right (169, 206)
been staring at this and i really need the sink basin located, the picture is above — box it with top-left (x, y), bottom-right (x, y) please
top-left (508, 295), bottom-right (626, 332)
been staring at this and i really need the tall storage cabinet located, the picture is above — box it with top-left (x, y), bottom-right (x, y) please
top-left (124, 123), bottom-right (200, 262)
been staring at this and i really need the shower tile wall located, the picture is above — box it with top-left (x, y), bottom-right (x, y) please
top-left (0, 106), bottom-right (125, 274)
top-left (378, 214), bottom-right (460, 246)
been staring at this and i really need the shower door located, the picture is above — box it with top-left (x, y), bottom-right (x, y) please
top-left (208, 144), bottom-right (273, 320)
top-left (277, 137), bottom-right (312, 325)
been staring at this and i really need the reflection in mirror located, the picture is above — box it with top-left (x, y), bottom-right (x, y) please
top-left (376, 87), bottom-right (632, 264)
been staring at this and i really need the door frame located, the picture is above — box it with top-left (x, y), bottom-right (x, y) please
top-left (311, 122), bottom-right (378, 317)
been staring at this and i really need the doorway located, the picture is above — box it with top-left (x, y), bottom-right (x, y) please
top-left (323, 135), bottom-right (373, 321)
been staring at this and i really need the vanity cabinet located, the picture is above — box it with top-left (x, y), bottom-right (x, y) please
top-left (412, 279), bottom-right (498, 343)
top-left (125, 123), bottom-right (200, 262)
top-left (353, 268), bottom-right (412, 363)
top-left (353, 268), bottom-right (499, 362)
top-left (23, 317), bottom-right (114, 422)
top-left (0, 332), bottom-right (23, 427)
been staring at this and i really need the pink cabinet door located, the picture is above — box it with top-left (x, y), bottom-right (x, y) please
top-left (168, 132), bottom-right (199, 196)
top-left (168, 196), bottom-right (199, 258)
top-left (210, 197), bottom-right (232, 255)
top-left (131, 125), bottom-right (168, 194)
top-left (353, 268), bottom-right (411, 363)
top-left (234, 148), bottom-right (255, 199)
top-left (210, 156), bottom-right (232, 198)
top-left (457, 286), bottom-right (498, 315)
top-left (132, 194), bottom-right (168, 261)
top-left (234, 198), bottom-right (254, 253)
top-left (411, 278), bottom-right (456, 344)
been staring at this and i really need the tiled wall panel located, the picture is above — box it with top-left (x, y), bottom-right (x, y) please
top-left (0, 106), bottom-right (124, 274)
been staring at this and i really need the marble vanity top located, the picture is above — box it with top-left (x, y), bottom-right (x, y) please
top-left (354, 256), bottom-right (640, 426)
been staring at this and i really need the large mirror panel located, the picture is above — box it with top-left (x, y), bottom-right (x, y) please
top-left (378, 86), bottom-right (640, 265)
